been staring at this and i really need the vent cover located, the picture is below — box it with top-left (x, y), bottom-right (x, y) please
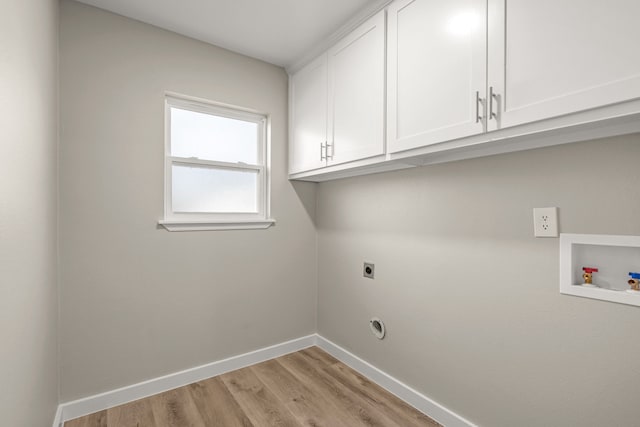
top-left (369, 317), bottom-right (385, 339)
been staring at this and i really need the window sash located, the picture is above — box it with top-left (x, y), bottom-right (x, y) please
top-left (170, 162), bottom-right (262, 215)
top-left (166, 159), bottom-right (266, 220)
top-left (164, 94), bottom-right (269, 222)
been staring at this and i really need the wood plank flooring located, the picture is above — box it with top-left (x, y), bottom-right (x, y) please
top-left (64, 346), bottom-right (440, 427)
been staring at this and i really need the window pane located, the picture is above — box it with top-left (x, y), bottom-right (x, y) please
top-left (170, 107), bottom-right (259, 164)
top-left (172, 164), bottom-right (258, 213)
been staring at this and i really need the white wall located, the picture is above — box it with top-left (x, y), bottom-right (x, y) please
top-left (59, 0), bottom-right (317, 401)
top-left (0, 0), bottom-right (59, 425)
top-left (317, 136), bottom-right (640, 427)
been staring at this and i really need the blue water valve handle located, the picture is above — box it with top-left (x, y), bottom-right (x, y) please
top-left (629, 272), bottom-right (640, 279)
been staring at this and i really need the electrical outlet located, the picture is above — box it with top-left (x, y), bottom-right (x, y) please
top-left (533, 207), bottom-right (559, 237)
top-left (363, 262), bottom-right (375, 279)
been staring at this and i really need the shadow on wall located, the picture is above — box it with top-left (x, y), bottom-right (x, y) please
top-left (291, 180), bottom-right (317, 226)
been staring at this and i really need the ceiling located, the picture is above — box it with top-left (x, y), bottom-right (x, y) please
top-left (74, 0), bottom-right (374, 68)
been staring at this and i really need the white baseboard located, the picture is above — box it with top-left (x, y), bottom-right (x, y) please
top-left (316, 335), bottom-right (477, 427)
top-left (57, 334), bottom-right (316, 423)
top-left (52, 405), bottom-right (63, 427)
top-left (54, 333), bottom-right (474, 427)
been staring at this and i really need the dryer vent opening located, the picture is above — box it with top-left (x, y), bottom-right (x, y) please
top-left (369, 317), bottom-right (386, 339)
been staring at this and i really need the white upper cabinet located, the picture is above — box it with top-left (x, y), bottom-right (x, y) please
top-left (289, 0), bottom-right (640, 181)
top-left (387, 0), bottom-right (487, 154)
top-left (327, 11), bottom-right (386, 166)
top-left (289, 11), bottom-right (386, 175)
top-left (289, 54), bottom-right (328, 174)
top-left (487, 0), bottom-right (640, 131)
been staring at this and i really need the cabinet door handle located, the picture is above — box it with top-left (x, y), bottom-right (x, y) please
top-left (489, 86), bottom-right (499, 121)
top-left (475, 91), bottom-right (483, 124)
top-left (320, 142), bottom-right (326, 161)
top-left (327, 142), bottom-right (334, 160)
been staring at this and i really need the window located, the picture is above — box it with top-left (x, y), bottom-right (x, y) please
top-left (159, 94), bottom-right (274, 231)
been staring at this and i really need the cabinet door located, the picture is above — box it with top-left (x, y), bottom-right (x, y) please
top-left (289, 54), bottom-right (328, 174)
top-left (327, 11), bottom-right (386, 165)
top-left (488, 0), bottom-right (640, 131)
top-left (387, 0), bottom-right (487, 154)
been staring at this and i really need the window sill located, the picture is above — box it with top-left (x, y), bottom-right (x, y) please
top-left (158, 219), bottom-right (276, 232)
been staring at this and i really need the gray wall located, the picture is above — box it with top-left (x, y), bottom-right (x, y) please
top-left (317, 136), bottom-right (640, 427)
top-left (59, 0), bottom-right (317, 401)
top-left (55, 2), bottom-right (640, 426)
top-left (0, 0), bottom-right (59, 425)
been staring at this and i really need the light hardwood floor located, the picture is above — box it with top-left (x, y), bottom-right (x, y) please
top-left (65, 346), bottom-right (440, 427)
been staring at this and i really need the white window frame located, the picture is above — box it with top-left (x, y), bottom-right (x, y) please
top-left (159, 93), bottom-right (275, 231)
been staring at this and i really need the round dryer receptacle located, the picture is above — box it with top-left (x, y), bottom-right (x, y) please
top-left (369, 317), bottom-right (386, 340)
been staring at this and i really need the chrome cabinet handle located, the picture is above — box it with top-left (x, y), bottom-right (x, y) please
top-left (327, 142), bottom-right (334, 160)
top-left (320, 142), bottom-right (326, 161)
top-left (475, 91), bottom-right (483, 124)
top-left (489, 86), bottom-right (499, 121)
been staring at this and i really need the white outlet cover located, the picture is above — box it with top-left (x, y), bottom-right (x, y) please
top-left (533, 207), bottom-right (559, 237)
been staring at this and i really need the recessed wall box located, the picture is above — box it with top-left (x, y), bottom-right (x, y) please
top-left (560, 233), bottom-right (640, 307)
